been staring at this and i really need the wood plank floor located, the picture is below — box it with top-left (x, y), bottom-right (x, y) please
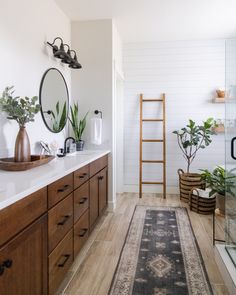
top-left (59, 193), bottom-right (228, 295)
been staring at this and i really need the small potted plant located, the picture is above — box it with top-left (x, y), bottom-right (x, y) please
top-left (69, 102), bottom-right (88, 151)
top-left (173, 118), bottom-right (217, 201)
top-left (200, 166), bottom-right (236, 215)
top-left (0, 86), bottom-right (41, 162)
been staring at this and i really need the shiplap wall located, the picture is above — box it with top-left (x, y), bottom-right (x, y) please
top-left (123, 40), bottom-right (225, 193)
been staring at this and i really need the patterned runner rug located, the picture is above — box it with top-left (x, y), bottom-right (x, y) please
top-left (109, 206), bottom-right (213, 295)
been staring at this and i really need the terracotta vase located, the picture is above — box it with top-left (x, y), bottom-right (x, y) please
top-left (15, 126), bottom-right (31, 162)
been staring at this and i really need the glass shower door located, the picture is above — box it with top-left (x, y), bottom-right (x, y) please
top-left (225, 39), bottom-right (236, 267)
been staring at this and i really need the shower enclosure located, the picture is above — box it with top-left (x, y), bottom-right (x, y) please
top-left (225, 39), bottom-right (236, 267)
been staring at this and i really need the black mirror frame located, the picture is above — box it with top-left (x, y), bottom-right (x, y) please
top-left (39, 68), bottom-right (69, 134)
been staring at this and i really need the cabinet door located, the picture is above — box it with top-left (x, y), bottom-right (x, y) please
top-left (0, 214), bottom-right (47, 295)
top-left (98, 168), bottom-right (107, 215)
top-left (89, 174), bottom-right (99, 228)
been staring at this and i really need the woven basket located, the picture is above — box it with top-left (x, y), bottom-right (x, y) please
top-left (189, 188), bottom-right (216, 215)
top-left (178, 169), bottom-right (205, 202)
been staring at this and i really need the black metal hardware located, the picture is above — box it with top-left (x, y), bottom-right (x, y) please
top-left (64, 137), bottom-right (75, 154)
top-left (58, 254), bottom-right (70, 267)
top-left (231, 137), bottom-right (236, 160)
top-left (79, 228), bottom-right (88, 237)
top-left (47, 38), bottom-right (82, 69)
top-left (57, 184), bottom-right (70, 193)
top-left (78, 173), bottom-right (88, 179)
top-left (3, 259), bottom-right (12, 268)
top-left (0, 259), bottom-right (13, 276)
top-left (98, 176), bottom-right (104, 181)
top-left (94, 110), bottom-right (102, 119)
top-left (79, 197), bottom-right (88, 204)
top-left (57, 215), bottom-right (70, 226)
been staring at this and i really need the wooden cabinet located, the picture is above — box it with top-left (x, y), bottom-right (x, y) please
top-left (48, 194), bottom-right (73, 253)
top-left (89, 174), bottom-right (99, 229)
top-left (98, 168), bottom-right (108, 215)
top-left (89, 167), bottom-right (108, 228)
top-left (48, 230), bottom-right (73, 295)
top-left (0, 214), bottom-right (47, 295)
top-left (0, 153), bottom-right (109, 295)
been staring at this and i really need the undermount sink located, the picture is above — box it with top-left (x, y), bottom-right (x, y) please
top-left (67, 151), bottom-right (97, 156)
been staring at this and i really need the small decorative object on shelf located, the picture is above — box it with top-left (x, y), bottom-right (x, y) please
top-left (212, 119), bottom-right (225, 133)
top-left (0, 86), bottom-right (41, 162)
top-left (213, 89), bottom-right (225, 103)
top-left (173, 118), bottom-right (217, 202)
top-left (69, 102), bottom-right (89, 151)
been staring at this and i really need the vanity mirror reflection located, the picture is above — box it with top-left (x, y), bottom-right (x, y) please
top-left (39, 68), bottom-right (69, 133)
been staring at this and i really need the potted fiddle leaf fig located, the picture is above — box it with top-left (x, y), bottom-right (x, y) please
top-left (0, 86), bottom-right (41, 162)
top-left (200, 166), bottom-right (236, 215)
top-left (173, 118), bottom-right (217, 202)
top-left (69, 102), bottom-right (88, 151)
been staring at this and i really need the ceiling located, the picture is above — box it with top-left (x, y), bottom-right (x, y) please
top-left (55, 0), bottom-right (236, 42)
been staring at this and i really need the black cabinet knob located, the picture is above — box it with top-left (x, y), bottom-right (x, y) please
top-left (57, 215), bottom-right (70, 226)
top-left (98, 176), bottom-right (104, 180)
top-left (3, 259), bottom-right (12, 268)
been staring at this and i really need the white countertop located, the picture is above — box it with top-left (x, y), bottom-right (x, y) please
top-left (0, 150), bottom-right (110, 211)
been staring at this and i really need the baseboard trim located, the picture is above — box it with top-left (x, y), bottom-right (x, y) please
top-left (107, 200), bottom-right (116, 211)
top-left (123, 185), bottom-right (179, 194)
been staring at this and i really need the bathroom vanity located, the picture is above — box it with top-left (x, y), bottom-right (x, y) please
top-left (0, 150), bottom-right (110, 295)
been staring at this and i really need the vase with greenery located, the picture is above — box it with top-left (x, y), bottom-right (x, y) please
top-left (173, 118), bottom-right (217, 201)
top-left (0, 86), bottom-right (41, 162)
top-left (69, 102), bottom-right (88, 151)
top-left (200, 166), bottom-right (236, 214)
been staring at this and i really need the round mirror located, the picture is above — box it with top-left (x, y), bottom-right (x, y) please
top-left (39, 68), bottom-right (69, 133)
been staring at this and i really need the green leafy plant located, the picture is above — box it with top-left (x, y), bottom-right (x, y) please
top-left (173, 118), bottom-right (217, 173)
top-left (48, 101), bottom-right (67, 132)
top-left (69, 102), bottom-right (88, 141)
top-left (200, 166), bottom-right (236, 197)
top-left (0, 86), bottom-right (41, 127)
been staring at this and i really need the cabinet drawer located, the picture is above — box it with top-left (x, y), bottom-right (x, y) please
top-left (74, 210), bottom-right (89, 256)
top-left (0, 187), bottom-right (47, 246)
top-left (74, 182), bottom-right (89, 223)
top-left (49, 229), bottom-right (73, 295)
top-left (89, 155), bottom-right (108, 177)
top-left (48, 173), bottom-right (73, 208)
top-left (48, 194), bottom-right (73, 253)
top-left (74, 165), bottom-right (89, 189)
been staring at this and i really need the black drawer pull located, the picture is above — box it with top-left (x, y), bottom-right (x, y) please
top-left (0, 259), bottom-right (13, 276)
top-left (98, 176), bottom-right (104, 180)
top-left (58, 254), bottom-right (70, 267)
top-left (57, 184), bottom-right (70, 193)
top-left (57, 215), bottom-right (70, 226)
top-left (79, 197), bottom-right (88, 204)
top-left (78, 228), bottom-right (88, 237)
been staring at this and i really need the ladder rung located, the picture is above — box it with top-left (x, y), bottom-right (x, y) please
top-left (142, 139), bottom-right (164, 142)
top-left (142, 160), bottom-right (164, 163)
top-left (142, 119), bottom-right (163, 122)
top-left (142, 181), bottom-right (164, 185)
top-left (142, 99), bottom-right (163, 102)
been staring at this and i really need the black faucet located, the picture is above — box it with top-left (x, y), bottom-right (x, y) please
top-left (64, 137), bottom-right (76, 154)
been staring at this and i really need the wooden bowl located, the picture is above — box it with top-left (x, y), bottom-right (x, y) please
top-left (0, 155), bottom-right (55, 171)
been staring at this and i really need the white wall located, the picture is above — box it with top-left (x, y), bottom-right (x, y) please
top-left (0, 0), bottom-right (71, 157)
top-left (71, 19), bottom-right (116, 208)
top-left (123, 40), bottom-right (225, 193)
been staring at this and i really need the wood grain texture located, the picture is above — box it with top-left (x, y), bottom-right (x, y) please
top-left (0, 214), bottom-right (47, 295)
top-left (0, 187), bottom-right (47, 246)
top-left (61, 193), bottom-right (228, 295)
top-left (74, 165), bottom-right (89, 190)
top-left (48, 194), bottom-right (73, 254)
top-left (89, 155), bottom-right (108, 178)
top-left (74, 182), bottom-right (89, 224)
top-left (49, 229), bottom-right (73, 295)
top-left (48, 174), bottom-right (73, 209)
top-left (74, 210), bottom-right (89, 257)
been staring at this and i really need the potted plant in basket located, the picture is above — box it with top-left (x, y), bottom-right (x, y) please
top-left (173, 118), bottom-right (217, 202)
top-left (69, 102), bottom-right (88, 151)
top-left (0, 86), bottom-right (41, 162)
top-left (200, 166), bottom-right (236, 215)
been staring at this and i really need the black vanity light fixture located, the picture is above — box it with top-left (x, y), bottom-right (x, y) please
top-left (46, 37), bottom-right (82, 69)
